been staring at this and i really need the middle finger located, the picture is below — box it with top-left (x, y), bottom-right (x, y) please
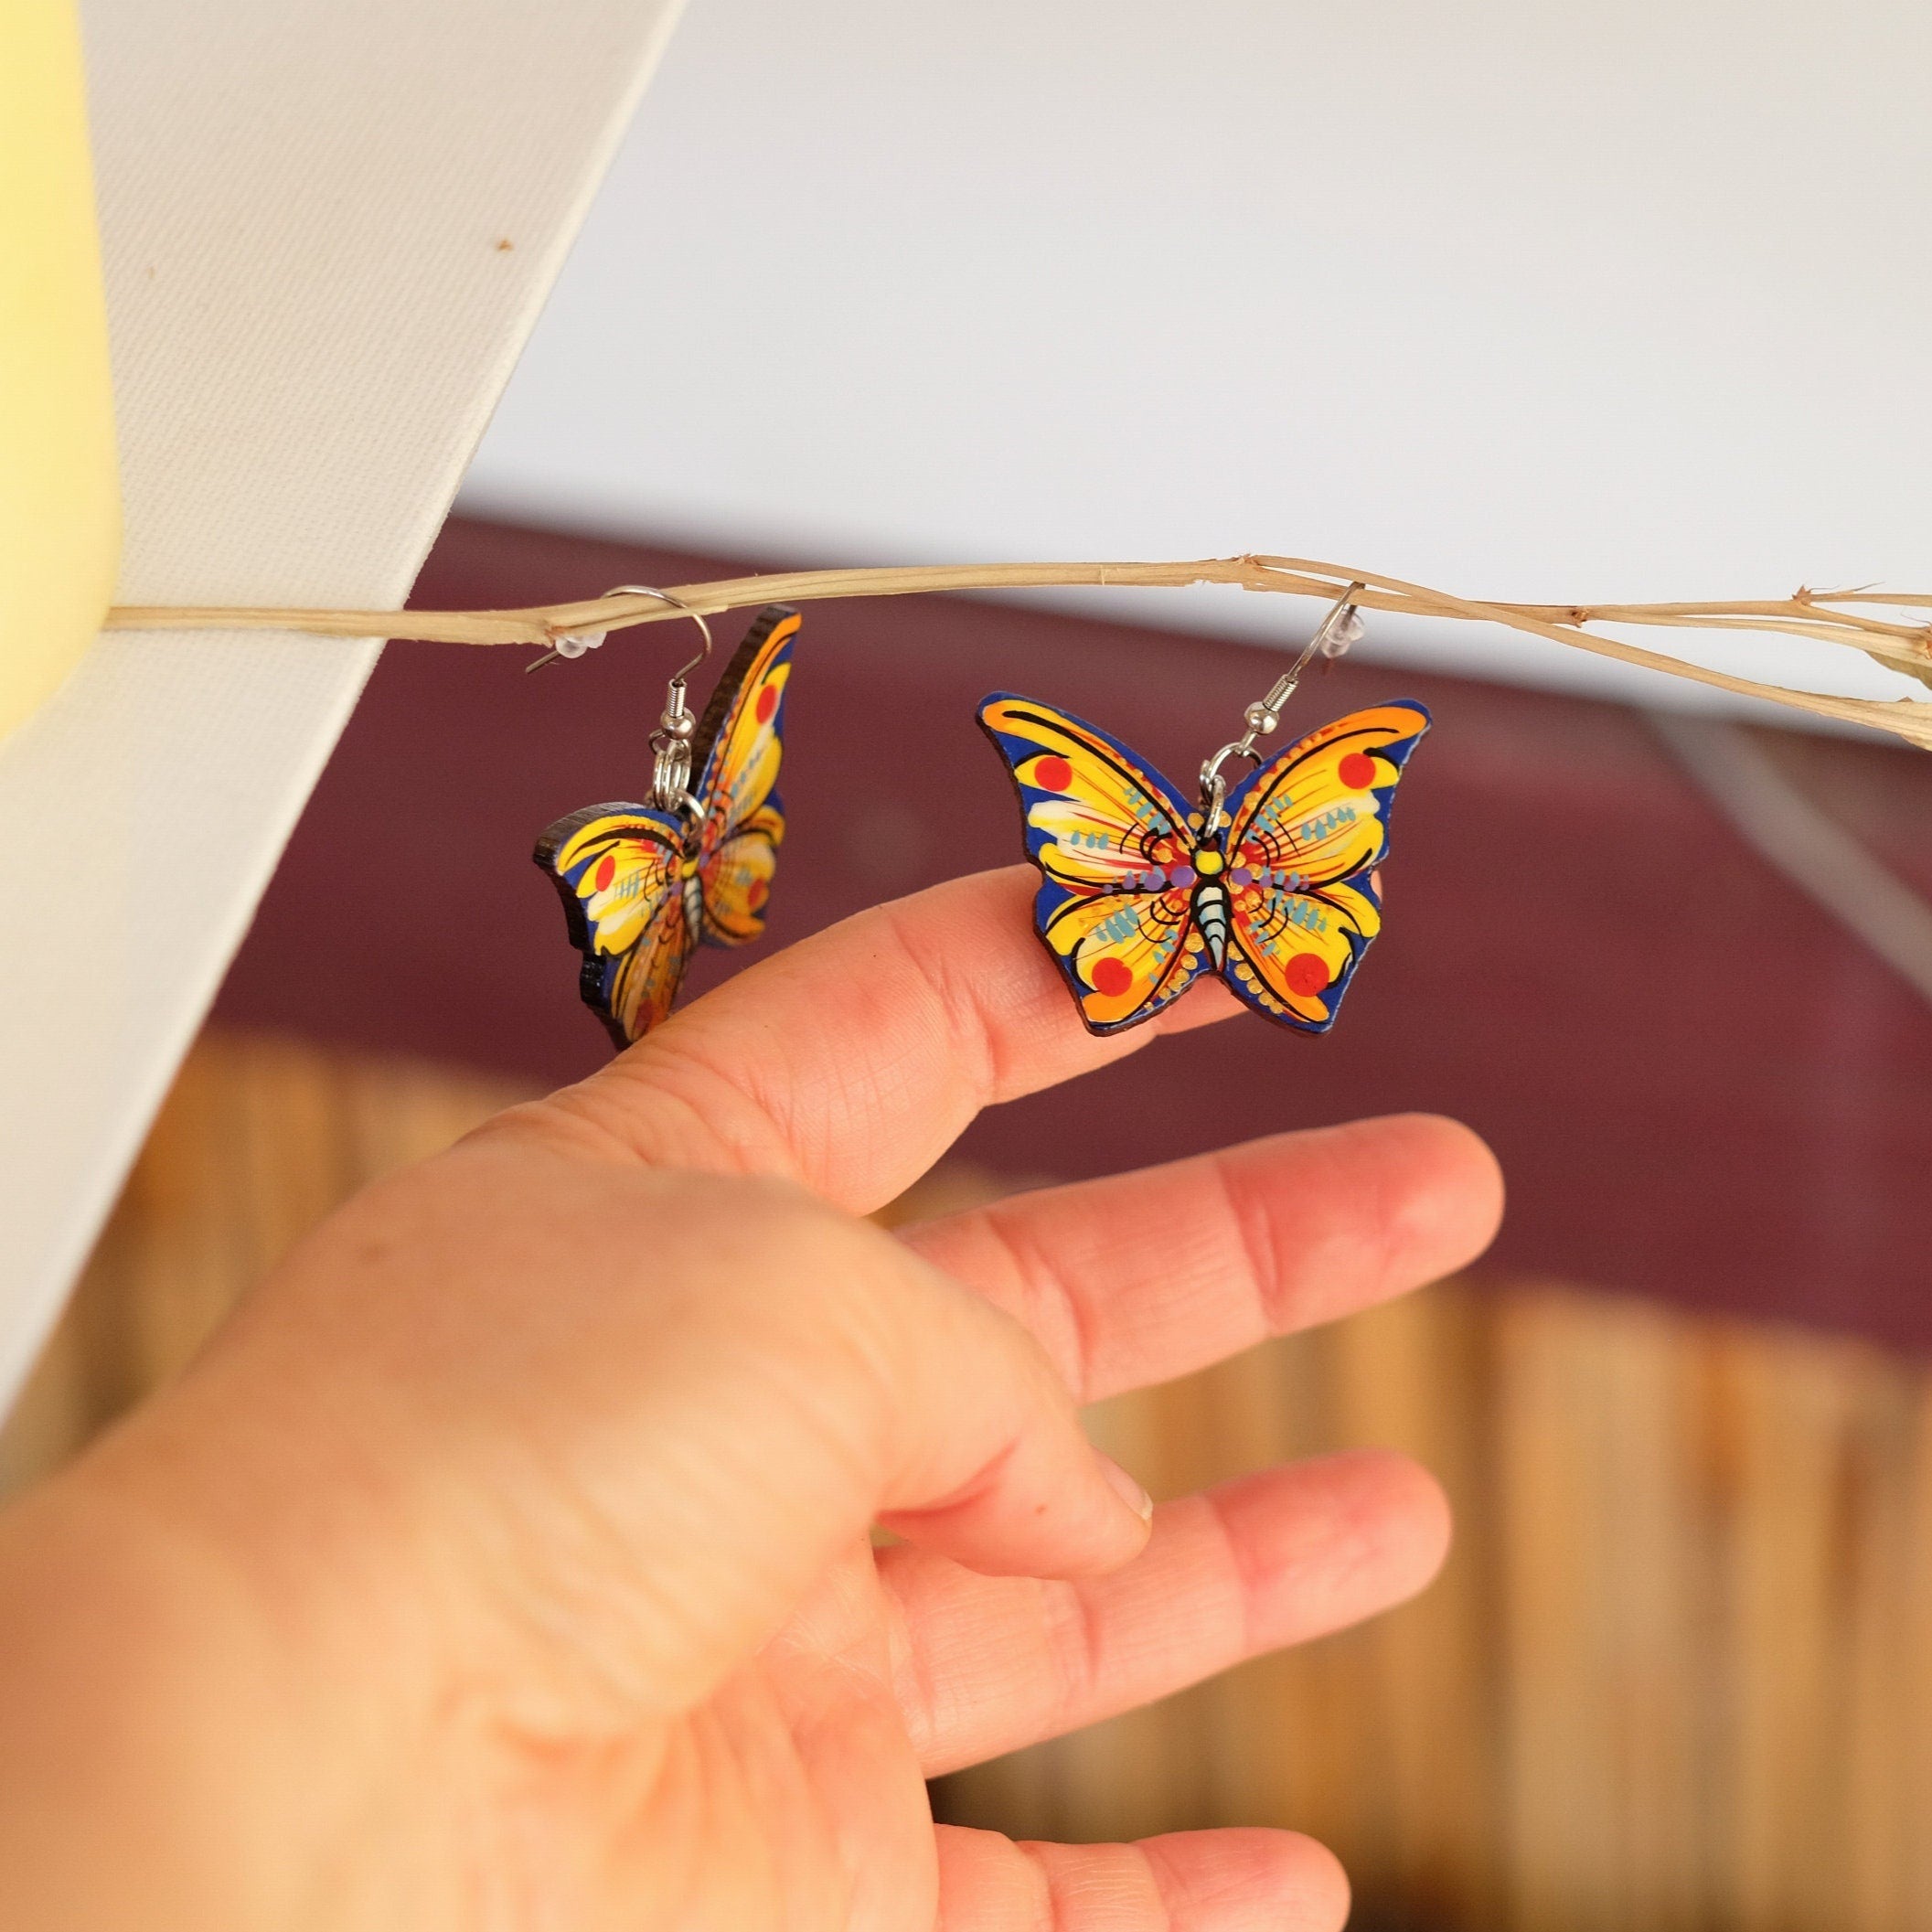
top-left (899, 1114), bottom-right (1500, 1404)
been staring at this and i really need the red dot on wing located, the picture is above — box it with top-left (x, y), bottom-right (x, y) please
top-left (592, 854), bottom-right (616, 891)
top-left (1286, 952), bottom-right (1330, 996)
top-left (1091, 956), bottom-right (1134, 998)
top-left (1338, 752), bottom-right (1377, 790)
top-left (755, 685), bottom-right (778, 723)
top-left (747, 879), bottom-right (768, 909)
top-left (1033, 754), bottom-right (1073, 791)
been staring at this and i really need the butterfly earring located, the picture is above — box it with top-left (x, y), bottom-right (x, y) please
top-left (534, 593), bottom-right (799, 1049)
top-left (979, 591), bottom-right (1429, 1036)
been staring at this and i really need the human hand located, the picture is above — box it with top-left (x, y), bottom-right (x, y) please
top-left (0, 867), bottom-right (1500, 1930)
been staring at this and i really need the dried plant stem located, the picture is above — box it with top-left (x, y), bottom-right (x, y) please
top-left (105, 553), bottom-right (1932, 753)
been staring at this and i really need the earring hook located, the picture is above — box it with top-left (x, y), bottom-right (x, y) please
top-left (524, 583), bottom-right (717, 814)
top-left (524, 582), bottom-right (715, 677)
top-left (1199, 582), bottom-right (1364, 834)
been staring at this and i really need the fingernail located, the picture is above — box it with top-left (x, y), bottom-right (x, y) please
top-left (1097, 1455), bottom-right (1155, 1524)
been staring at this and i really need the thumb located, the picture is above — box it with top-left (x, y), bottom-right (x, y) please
top-left (863, 1234), bottom-right (1157, 1575)
top-left (554, 1165), bottom-right (1157, 1681)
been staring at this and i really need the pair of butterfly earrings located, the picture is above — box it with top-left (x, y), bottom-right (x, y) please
top-left (534, 588), bottom-right (1430, 1050)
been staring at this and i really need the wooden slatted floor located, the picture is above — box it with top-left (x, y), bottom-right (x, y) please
top-left (5, 1029), bottom-right (1930, 1931)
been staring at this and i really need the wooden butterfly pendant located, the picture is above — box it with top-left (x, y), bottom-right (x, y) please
top-left (978, 692), bottom-right (1430, 1035)
top-left (534, 605), bottom-right (798, 1048)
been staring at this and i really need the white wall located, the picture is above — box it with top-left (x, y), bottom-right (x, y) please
top-left (462, 0), bottom-right (1932, 716)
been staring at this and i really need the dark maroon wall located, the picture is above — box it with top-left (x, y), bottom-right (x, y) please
top-left (216, 518), bottom-right (1932, 1350)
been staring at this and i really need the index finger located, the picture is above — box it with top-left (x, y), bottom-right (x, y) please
top-left (540, 867), bottom-right (1240, 1213)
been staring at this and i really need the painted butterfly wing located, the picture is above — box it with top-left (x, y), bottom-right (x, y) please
top-left (700, 806), bottom-right (784, 946)
top-left (692, 605), bottom-right (798, 945)
top-left (1219, 700), bottom-right (1431, 1030)
top-left (600, 888), bottom-right (700, 1044)
top-left (533, 804), bottom-right (693, 1049)
top-left (978, 694), bottom-right (1211, 1033)
top-left (1032, 883), bottom-right (1206, 1034)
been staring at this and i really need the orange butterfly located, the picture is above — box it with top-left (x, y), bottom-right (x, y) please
top-left (535, 606), bottom-right (797, 1048)
top-left (979, 692), bottom-right (1429, 1034)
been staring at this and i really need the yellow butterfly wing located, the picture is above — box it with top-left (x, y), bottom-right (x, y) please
top-left (1221, 701), bottom-right (1430, 1030)
top-left (603, 889), bottom-right (698, 1044)
top-left (701, 806), bottom-right (783, 945)
top-left (977, 694), bottom-right (1195, 891)
top-left (979, 694), bottom-right (1210, 1032)
top-left (1039, 881), bottom-right (1207, 1031)
top-left (693, 605), bottom-right (797, 945)
top-left (533, 805), bottom-right (695, 1048)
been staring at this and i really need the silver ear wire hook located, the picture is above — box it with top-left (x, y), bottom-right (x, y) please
top-left (526, 582), bottom-right (715, 677)
top-left (525, 584), bottom-right (716, 814)
top-left (1199, 583), bottom-right (1364, 835)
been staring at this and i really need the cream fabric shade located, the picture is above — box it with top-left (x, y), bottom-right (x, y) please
top-left (0, 0), bottom-right (687, 1408)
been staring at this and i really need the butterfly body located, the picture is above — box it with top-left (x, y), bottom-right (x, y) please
top-left (1188, 844), bottom-right (1231, 968)
top-left (978, 691), bottom-right (1430, 1036)
top-left (535, 605), bottom-right (799, 1049)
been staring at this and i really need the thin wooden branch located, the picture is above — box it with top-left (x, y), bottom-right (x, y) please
top-left (103, 553), bottom-right (1932, 753)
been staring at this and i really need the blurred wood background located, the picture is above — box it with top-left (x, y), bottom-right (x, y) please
top-left (0, 1031), bottom-right (536, 1496)
top-left (6, 1027), bottom-right (1932, 1932)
